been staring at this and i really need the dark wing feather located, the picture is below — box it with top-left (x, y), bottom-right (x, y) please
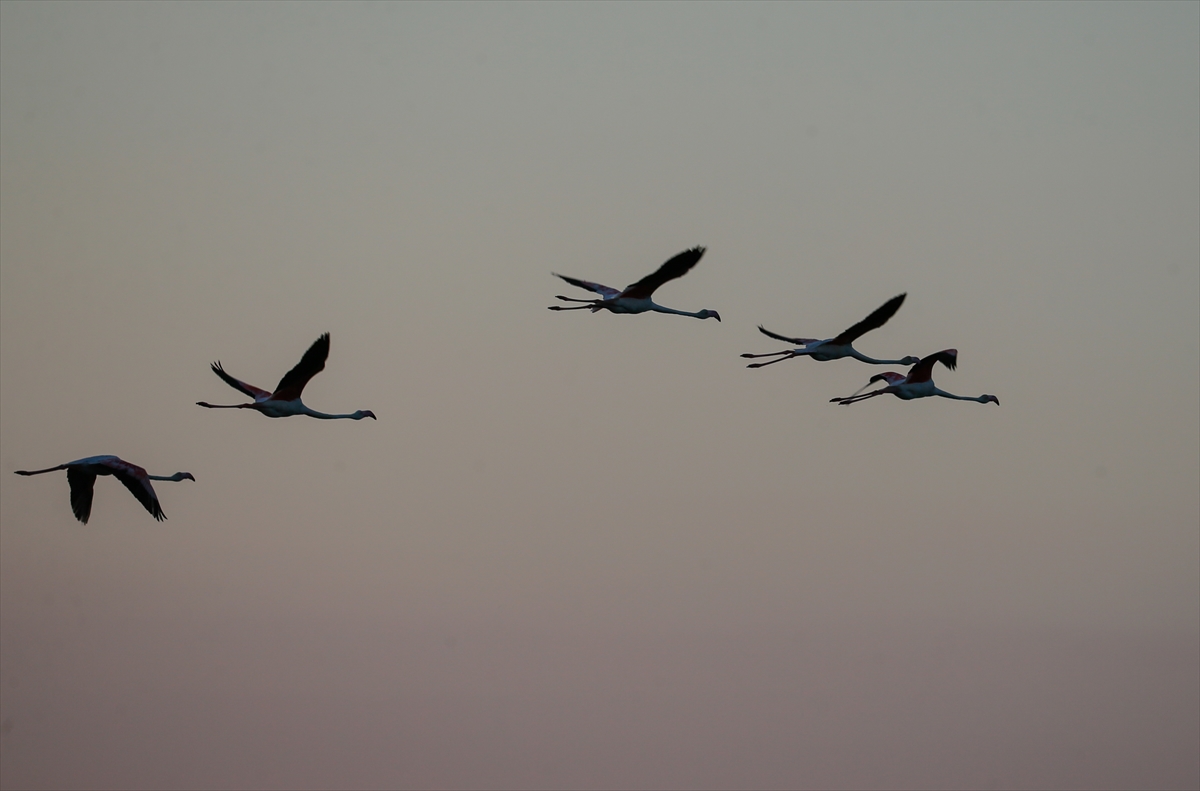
top-left (552, 274), bottom-right (620, 299)
top-left (757, 325), bottom-right (819, 345)
top-left (272, 333), bottom-right (330, 401)
top-left (66, 467), bottom-right (96, 524)
top-left (620, 246), bottom-right (706, 299)
top-left (905, 349), bottom-right (957, 384)
top-left (211, 362), bottom-right (271, 400)
top-left (112, 469), bottom-right (165, 521)
top-left (830, 293), bottom-right (906, 346)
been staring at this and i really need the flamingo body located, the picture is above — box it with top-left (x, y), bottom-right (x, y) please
top-left (197, 333), bottom-right (376, 420)
top-left (831, 349), bottom-right (1000, 406)
top-left (548, 246), bottom-right (721, 321)
top-left (14, 455), bottom-right (195, 523)
top-left (742, 294), bottom-right (918, 368)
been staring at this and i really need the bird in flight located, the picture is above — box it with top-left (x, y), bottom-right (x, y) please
top-left (197, 333), bottom-right (377, 420)
top-left (830, 349), bottom-right (999, 406)
top-left (548, 246), bottom-right (721, 321)
top-left (14, 455), bottom-right (195, 523)
top-left (741, 293), bottom-right (919, 368)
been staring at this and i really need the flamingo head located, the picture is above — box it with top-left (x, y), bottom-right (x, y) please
top-left (900, 355), bottom-right (921, 365)
top-left (355, 410), bottom-right (377, 420)
top-left (172, 472), bottom-right (196, 482)
top-left (981, 394), bottom-right (999, 405)
top-left (699, 309), bottom-right (721, 322)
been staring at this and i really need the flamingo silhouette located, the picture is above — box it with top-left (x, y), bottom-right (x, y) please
top-left (15, 456), bottom-right (194, 523)
top-left (197, 333), bottom-right (376, 420)
top-left (831, 349), bottom-right (999, 406)
top-left (742, 294), bottom-right (918, 368)
top-left (548, 246), bottom-right (720, 321)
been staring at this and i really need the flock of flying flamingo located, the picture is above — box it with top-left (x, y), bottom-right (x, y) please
top-left (15, 245), bottom-right (997, 523)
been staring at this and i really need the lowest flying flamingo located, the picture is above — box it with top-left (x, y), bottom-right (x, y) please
top-left (830, 349), bottom-right (999, 406)
top-left (548, 246), bottom-right (721, 321)
top-left (14, 456), bottom-right (195, 523)
top-left (197, 333), bottom-right (376, 420)
top-left (741, 293), bottom-right (919, 368)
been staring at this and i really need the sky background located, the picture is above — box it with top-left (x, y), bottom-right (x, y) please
top-left (1, 2), bottom-right (1197, 789)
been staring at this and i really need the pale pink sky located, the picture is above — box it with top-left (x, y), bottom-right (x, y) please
top-left (1, 3), bottom-right (1197, 789)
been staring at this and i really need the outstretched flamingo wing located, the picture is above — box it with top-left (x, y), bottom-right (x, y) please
top-left (905, 349), bottom-right (958, 383)
top-left (756, 325), bottom-right (819, 346)
top-left (272, 333), bottom-right (330, 402)
top-left (210, 363), bottom-right (271, 401)
top-left (620, 246), bottom-right (706, 300)
top-left (552, 273), bottom-right (620, 299)
top-left (873, 371), bottom-right (908, 386)
top-left (103, 458), bottom-right (166, 521)
top-left (65, 467), bottom-right (98, 524)
top-left (830, 293), bottom-right (907, 346)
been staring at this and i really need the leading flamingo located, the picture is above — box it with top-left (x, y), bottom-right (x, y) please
top-left (197, 333), bottom-right (376, 420)
top-left (14, 455), bottom-right (195, 523)
top-left (830, 349), bottom-right (999, 406)
top-left (548, 246), bottom-right (721, 321)
top-left (741, 293), bottom-right (919, 368)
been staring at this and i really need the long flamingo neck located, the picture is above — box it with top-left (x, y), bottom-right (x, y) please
top-left (932, 387), bottom-right (987, 402)
top-left (650, 303), bottom-right (711, 319)
top-left (848, 350), bottom-right (913, 365)
top-left (300, 406), bottom-right (369, 420)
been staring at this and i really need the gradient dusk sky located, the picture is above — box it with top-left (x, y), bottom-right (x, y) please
top-left (1, 3), bottom-right (1197, 789)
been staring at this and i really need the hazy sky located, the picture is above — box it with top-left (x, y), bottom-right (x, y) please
top-left (1, 3), bottom-right (1197, 789)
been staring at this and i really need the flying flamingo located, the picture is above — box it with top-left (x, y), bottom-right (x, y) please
top-left (197, 333), bottom-right (377, 420)
top-left (14, 456), bottom-right (195, 523)
top-left (741, 293), bottom-right (919, 368)
top-left (548, 246), bottom-right (721, 321)
top-left (830, 349), bottom-right (999, 406)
